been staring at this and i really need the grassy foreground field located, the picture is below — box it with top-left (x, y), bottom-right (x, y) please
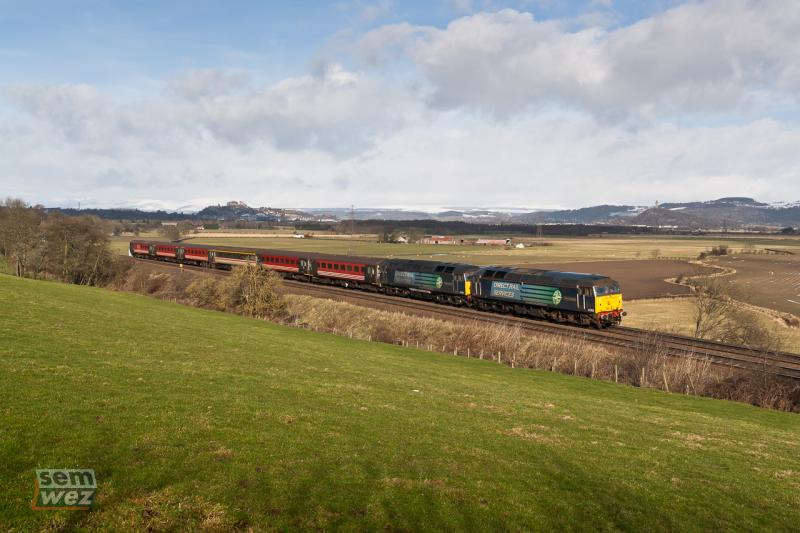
top-left (2, 276), bottom-right (800, 531)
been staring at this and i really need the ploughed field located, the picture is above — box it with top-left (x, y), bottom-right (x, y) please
top-left (714, 254), bottom-right (800, 316)
top-left (2, 275), bottom-right (800, 531)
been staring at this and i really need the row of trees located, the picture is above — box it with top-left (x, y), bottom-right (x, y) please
top-left (0, 198), bottom-right (118, 285)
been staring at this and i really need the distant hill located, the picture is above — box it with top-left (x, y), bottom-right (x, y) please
top-left (628, 207), bottom-right (713, 229)
top-left (512, 205), bottom-right (644, 224)
top-left (307, 198), bottom-right (800, 228)
top-left (195, 201), bottom-right (316, 222)
top-left (45, 207), bottom-right (192, 221)
top-left (45, 197), bottom-right (800, 228)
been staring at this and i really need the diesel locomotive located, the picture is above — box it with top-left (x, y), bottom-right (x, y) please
top-left (130, 240), bottom-right (624, 327)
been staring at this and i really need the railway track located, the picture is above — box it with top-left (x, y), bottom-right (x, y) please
top-left (136, 258), bottom-right (800, 380)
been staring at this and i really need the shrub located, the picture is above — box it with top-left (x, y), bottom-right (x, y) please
top-left (187, 277), bottom-right (223, 311)
top-left (220, 265), bottom-right (286, 319)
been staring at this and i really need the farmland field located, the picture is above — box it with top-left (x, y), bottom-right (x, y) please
top-left (2, 274), bottom-right (800, 530)
top-left (711, 254), bottom-right (800, 316)
top-left (179, 234), bottom-right (800, 264)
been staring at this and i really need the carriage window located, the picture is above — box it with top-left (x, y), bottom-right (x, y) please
top-left (444, 267), bottom-right (455, 273)
top-left (434, 266), bottom-right (445, 273)
top-left (346, 265), bottom-right (352, 271)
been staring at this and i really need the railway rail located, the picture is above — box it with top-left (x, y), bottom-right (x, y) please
top-left (135, 258), bottom-right (800, 381)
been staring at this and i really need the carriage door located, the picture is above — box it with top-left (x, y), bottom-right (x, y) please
top-left (577, 287), bottom-right (589, 310)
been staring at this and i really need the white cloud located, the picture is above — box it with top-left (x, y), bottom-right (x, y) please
top-left (359, 1), bottom-right (800, 119)
top-left (3, 88), bottom-right (799, 209)
top-left (4, 65), bottom-right (409, 157)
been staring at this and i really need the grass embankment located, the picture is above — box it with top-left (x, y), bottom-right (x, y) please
top-left (1, 275), bottom-right (799, 531)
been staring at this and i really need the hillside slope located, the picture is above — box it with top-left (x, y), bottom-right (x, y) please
top-left (1, 275), bottom-right (799, 531)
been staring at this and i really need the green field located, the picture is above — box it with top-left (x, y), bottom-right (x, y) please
top-left (2, 275), bottom-right (800, 530)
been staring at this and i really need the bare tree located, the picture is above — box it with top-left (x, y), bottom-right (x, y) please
top-left (39, 214), bottom-right (113, 285)
top-left (722, 313), bottom-right (784, 352)
top-left (0, 198), bottom-right (44, 277)
top-left (159, 224), bottom-right (182, 241)
top-left (693, 278), bottom-right (732, 339)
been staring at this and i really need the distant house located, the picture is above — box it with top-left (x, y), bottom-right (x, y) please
top-left (161, 221), bottom-right (178, 227)
top-left (420, 235), bottom-right (462, 245)
top-left (393, 235), bottom-right (409, 244)
top-left (475, 238), bottom-right (511, 246)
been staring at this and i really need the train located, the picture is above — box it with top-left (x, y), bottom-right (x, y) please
top-left (130, 240), bottom-right (625, 327)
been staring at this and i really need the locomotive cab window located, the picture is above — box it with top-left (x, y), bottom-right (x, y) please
top-left (595, 283), bottom-right (621, 296)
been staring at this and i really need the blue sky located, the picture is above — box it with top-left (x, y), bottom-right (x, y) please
top-left (1, 0), bottom-right (799, 210)
top-left (1, 1), bottom-right (674, 84)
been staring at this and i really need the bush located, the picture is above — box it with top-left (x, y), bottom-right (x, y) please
top-left (220, 265), bottom-right (286, 319)
top-left (187, 277), bottom-right (223, 311)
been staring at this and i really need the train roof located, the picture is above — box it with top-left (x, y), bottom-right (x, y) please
top-left (477, 266), bottom-right (615, 287)
top-left (380, 258), bottom-right (481, 274)
top-left (129, 240), bottom-right (383, 265)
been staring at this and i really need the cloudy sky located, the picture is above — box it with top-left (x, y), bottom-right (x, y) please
top-left (2, 0), bottom-right (799, 211)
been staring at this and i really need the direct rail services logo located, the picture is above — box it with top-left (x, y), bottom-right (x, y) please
top-left (31, 469), bottom-right (97, 510)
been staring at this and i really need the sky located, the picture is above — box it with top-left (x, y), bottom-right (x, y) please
top-left (1, 0), bottom-right (799, 211)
